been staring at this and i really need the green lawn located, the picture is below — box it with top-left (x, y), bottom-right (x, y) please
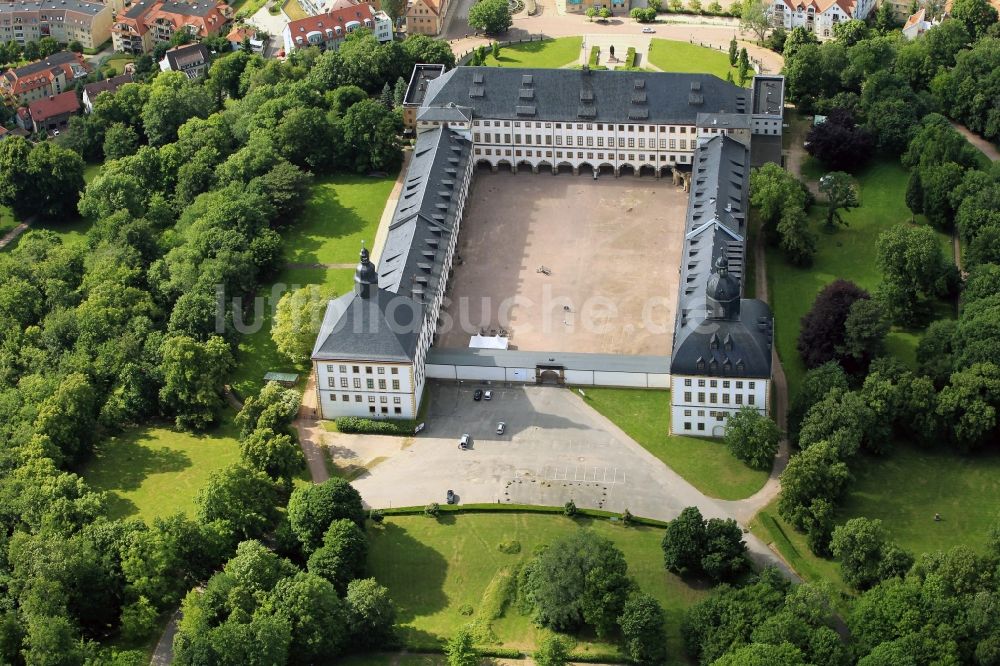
top-left (81, 412), bottom-right (241, 521)
top-left (482, 37), bottom-right (583, 68)
top-left (102, 54), bottom-right (134, 76)
top-left (231, 267), bottom-right (355, 399)
top-left (368, 513), bottom-right (709, 662)
top-left (0, 205), bottom-right (19, 240)
top-left (83, 163), bottom-right (102, 184)
top-left (282, 0), bottom-right (309, 20)
top-left (767, 158), bottom-right (954, 397)
top-left (839, 444), bottom-right (1000, 556)
top-left (646, 40), bottom-right (739, 81)
top-left (285, 174), bottom-right (396, 265)
top-left (579, 388), bottom-right (768, 500)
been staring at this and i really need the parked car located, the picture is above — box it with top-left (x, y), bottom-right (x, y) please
top-left (446, 489), bottom-right (456, 504)
top-left (496, 422), bottom-right (506, 435)
top-left (484, 390), bottom-right (493, 401)
top-left (473, 389), bottom-right (483, 401)
top-left (459, 434), bottom-right (470, 449)
top-left (641, 26), bottom-right (655, 33)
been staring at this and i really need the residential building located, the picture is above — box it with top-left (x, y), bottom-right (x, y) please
top-left (669, 135), bottom-right (773, 436)
top-left (226, 25), bottom-right (267, 52)
top-left (401, 62), bottom-right (444, 129)
top-left (405, 0), bottom-right (447, 35)
top-left (112, 0), bottom-right (229, 54)
top-left (17, 89), bottom-right (80, 133)
top-left (312, 65), bottom-right (783, 432)
top-left (159, 42), bottom-right (211, 77)
top-left (82, 71), bottom-right (133, 112)
top-left (0, 0), bottom-right (113, 50)
top-left (902, 7), bottom-right (934, 37)
top-left (766, 0), bottom-right (877, 37)
top-left (564, 0), bottom-right (627, 15)
top-left (313, 124), bottom-right (473, 420)
top-left (1, 50), bottom-right (89, 105)
top-left (282, 0), bottom-right (391, 53)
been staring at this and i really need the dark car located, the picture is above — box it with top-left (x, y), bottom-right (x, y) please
top-left (473, 389), bottom-right (483, 401)
top-left (446, 489), bottom-right (456, 504)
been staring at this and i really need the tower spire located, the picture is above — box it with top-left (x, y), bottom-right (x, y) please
top-left (354, 242), bottom-right (377, 298)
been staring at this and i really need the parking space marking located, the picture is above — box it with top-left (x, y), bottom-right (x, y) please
top-left (512, 464), bottom-right (625, 485)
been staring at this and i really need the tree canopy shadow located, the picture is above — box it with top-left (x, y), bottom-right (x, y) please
top-left (366, 521), bottom-right (450, 626)
top-left (84, 431), bottom-right (193, 495)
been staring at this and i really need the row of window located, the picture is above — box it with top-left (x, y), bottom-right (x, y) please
top-left (684, 378), bottom-right (756, 389)
top-left (328, 377), bottom-right (402, 390)
top-left (472, 133), bottom-right (693, 150)
top-left (325, 364), bottom-right (399, 375)
top-left (474, 120), bottom-right (693, 134)
top-left (683, 391), bottom-right (755, 405)
top-left (474, 148), bottom-right (690, 163)
top-left (331, 394), bottom-right (403, 404)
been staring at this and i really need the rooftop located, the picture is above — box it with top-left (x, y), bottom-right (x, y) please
top-left (27, 90), bottom-right (80, 121)
top-left (427, 348), bottom-right (671, 373)
top-left (751, 75), bottom-right (784, 116)
top-left (7, 50), bottom-right (84, 78)
top-left (0, 0), bottom-right (107, 14)
top-left (404, 63), bottom-right (445, 107)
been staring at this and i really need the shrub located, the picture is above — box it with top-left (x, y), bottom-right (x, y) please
top-left (621, 508), bottom-right (633, 526)
top-left (335, 416), bottom-right (414, 435)
top-left (425, 502), bottom-right (440, 517)
top-left (588, 45), bottom-right (600, 67)
top-left (564, 500), bottom-right (578, 516)
top-left (497, 539), bottom-right (522, 554)
top-left (369, 508), bottom-right (384, 523)
top-left (624, 47), bottom-right (637, 68)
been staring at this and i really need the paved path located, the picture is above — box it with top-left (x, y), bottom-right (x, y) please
top-left (149, 608), bottom-right (182, 666)
top-left (0, 223), bottom-right (29, 251)
top-left (371, 148), bottom-right (412, 266)
top-left (295, 371), bottom-right (330, 483)
top-left (284, 262), bottom-right (355, 269)
top-left (951, 121), bottom-right (1000, 162)
top-left (352, 383), bottom-right (799, 580)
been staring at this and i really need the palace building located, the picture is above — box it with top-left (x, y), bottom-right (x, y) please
top-left (312, 65), bottom-right (781, 436)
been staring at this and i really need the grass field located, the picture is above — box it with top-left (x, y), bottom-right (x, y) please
top-left (0, 206), bottom-right (19, 240)
top-left (81, 412), bottom-right (241, 520)
top-left (579, 388), bottom-right (768, 500)
top-left (482, 37), bottom-right (583, 68)
top-left (285, 174), bottom-right (396, 265)
top-left (102, 53), bottom-right (134, 76)
top-left (767, 158), bottom-right (954, 397)
top-left (368, 513), bottom-right (709, 662)
top-left (646, 39), bottom-right (738, 81)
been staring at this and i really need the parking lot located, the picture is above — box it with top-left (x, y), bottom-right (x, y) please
top-left (352, 383), bottom-right (713, 519)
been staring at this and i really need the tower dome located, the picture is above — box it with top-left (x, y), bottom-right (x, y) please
top-left (706, 255), bottom-right (741, 319)
top-left (354, 244), bottom-right (378, 298)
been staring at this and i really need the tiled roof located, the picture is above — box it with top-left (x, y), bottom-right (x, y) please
top-left (285, 1), bottom-right (377, 41)
top-left (28, 90), bottom-right (80, 121)
top-left (83, 73), bottom-right (133, 99)
top-left (162, 43), bottom-right (210, 69)
top-left (423, 67), bottom-right (748, 125)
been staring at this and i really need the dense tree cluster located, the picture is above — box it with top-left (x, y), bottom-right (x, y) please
top-left (723, 407), bottom-right (781, 470)
top-left (0, 30), bottom-right (459, 661)
top-left (805, 108), bottom-right (874, 171)
top-left (749, 163), bottom-right (816, 266)
top-left (661, 506), bottom-right (748, 581)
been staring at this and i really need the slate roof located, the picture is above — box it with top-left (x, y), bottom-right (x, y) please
top-left (83, 73), bottom-right (133, 100)
top-left (422, 67), bottom-right (748, 125)
top-left (751, 75), bottom-right (784, 115)
top-left (670, 135), bottom-right (773, 378)
top-left (313, 125), bottom-right (472, 363)
top-left (162, 43), bottom-right (210, 70)
top-left (6, 50), bottom-right (81, 78)
top-left (427, 348), bottom-right (671, 373)
top-left (311, 288), bottom-right (422, 362)
top-left (378, 124), bottom-right (472, 303)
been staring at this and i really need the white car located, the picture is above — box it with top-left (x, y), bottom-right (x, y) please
top-left (642, 26), bottom-right (655, 33)
top-left (484, 390), bottom-right (493, 401)
top-left (496, 422), bottom-right (506, 435)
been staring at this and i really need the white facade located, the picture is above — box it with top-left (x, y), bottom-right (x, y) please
top-left (670, 375), bottom-right (770, 437)
top-left (766, 0), bottom-right (876, 37)
top-left (316, 361), bottom-right (418, 419)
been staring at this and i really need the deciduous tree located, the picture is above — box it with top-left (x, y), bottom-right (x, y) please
top-left (724, 407), bottom-right (781, 470)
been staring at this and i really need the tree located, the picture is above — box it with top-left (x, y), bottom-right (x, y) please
top-left (765, 26), bottom-right (787, 52)
top-left (276, 107), bottom-right (336, 173)
top-left (272, 284), bottom-right (332, 364)
top-left (599, 7), bottom-right (612, 18)
top-left (534, 635), bottom-right (570, 666)
top-left (739, 0), bottom-right (770, 41)
top-left (0, 137), bottom-right (85, 220)
top-left (401, 35), bottom-right (456, 68)
top-left (777, 205), bottom-right (817, 266)
top-left (240, 428), bottom-right (303, 488)
top-left (818, 172), bottom-right (858, 231)
top-left (797, 279), bottom-right (869, 370)
top-left (307, 519), bottom-right (368, 593)
top-left (905, 169), bottom-right (923, 218)
top-left (728, 36), bottom-right (738, 65)
top-left (789, 362), bottom-right (849, 443)
top-left (103, 123), bottom-right (140, 161)
top-left (724, 407), bottom-right (781, 470)
top-left (936, 362), bottom-right (1000, 450)
top-left (265, 572), bottom-right (349, 662)
top-left (379, 81), bottom-right (394, 109)
top-left (830, 518), bottom-right (913, 590)
top-left (196, 463), bottom-right (282, 541)
top-left (445, 627), bottom-right (479, 666)
top-left (328, 84), bottom-right (368, 116)
top-left (876, 223), bottom-right (952, 324)
top-left (805, 109), bottom-right (874, 171)
top-left (340, 98), bottom-right (403, 173)
top-left (468, 0), bottom-right (513, 34)
top-left (919, 162), bottom-right (965, 229)
top-left (345, 578), bottom-right (397, 648)
top-left (158, 335), bottom-right (233, 430)
top-left (873, 0), bottom-right (899, 32)
top-left (840, 298), bottom-right (889, 371)
top-left (141, 71), bottom-right (212, 146)
top-left (702, 518), bottom-right (749, 581)
top-left (832, 18), bottom-right (868, 45)
top-left (379, 0), bottom-right (406, 19)
top-left (778, 441), bottom-right (851, 531)
top-left (950, 0), bottom-right (998, 37)
top-left (619, 593), bottom-right (667, 664)
top-left (586, 6), bottom-right (597, 19)
top-left (287, 478), bottom-right (366, 553)
top-left (392, 76), bottom-right (407, 108)
top-left (661, 506), bottom-right (706, 576)
top-left (235, 381), bottom-right (301, 439)
top-left (523, 531), bottom-right (632, 636)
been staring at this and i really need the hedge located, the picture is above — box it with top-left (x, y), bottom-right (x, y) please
top-left (377, 502), bottom-right (670, 527)
top-left (624, 47), bottom-right (636, 68)
top-left (588, 45), bottom-right (600, 67)
top-left (335, 416), bottom-right (415, 435)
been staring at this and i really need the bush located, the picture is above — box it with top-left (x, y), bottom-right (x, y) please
top-left (369, 508), bottom-right (384, 523)
top-left (497, 539), bottom-right (522, 554)
top-left (624, 47), bottom-right (637, 68)
top-left (564, 500), bottom-right (578, 516)
top-left (425, 502), bottom-right (440, 517)
top-left (588, 45), bottom-right (600, 67)
top-left (335, 416), bottom-right (414, 435)
top-left (621, 508), bottom-right (633, 526)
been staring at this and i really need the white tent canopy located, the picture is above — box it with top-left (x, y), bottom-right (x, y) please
top-left (469, 334), bottom-right (509, 350)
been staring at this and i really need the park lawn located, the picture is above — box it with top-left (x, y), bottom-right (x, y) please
top-left (81, 411), bottom-right (241, 521)
top-left (482, 37), bottom-right (583, 68)
top-left (285, 173), bottom-right (396, 266)
top-left (838, 444), bottom-right (1000, 557)
top-left (102, 53), bottom-right (134, 76)
top-left (646, 39), bottom-right (738, 81)
top-left (767, 158), bottom-right (953, 397)
top-left (368, 513), bottom-right (709, 663)
top-left (579, 388), bottom-right (769, 500)
top-left (231, 267), bottom-right (354, 398)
